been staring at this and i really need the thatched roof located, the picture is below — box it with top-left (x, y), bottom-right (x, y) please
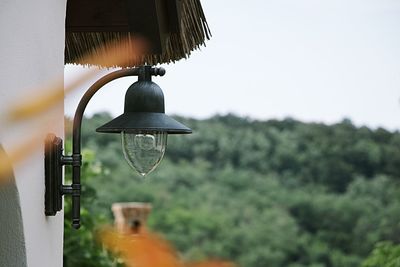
top-left (65, 0), bottom-right (211, 67)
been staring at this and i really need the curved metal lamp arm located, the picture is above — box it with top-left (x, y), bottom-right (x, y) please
top-left (45, 66), bottom-right (165, 229)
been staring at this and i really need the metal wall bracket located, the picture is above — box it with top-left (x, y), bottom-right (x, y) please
top-left (44, 134), bottom-right (64, 216)
top-left (44, 134), bottom-right (82, 221)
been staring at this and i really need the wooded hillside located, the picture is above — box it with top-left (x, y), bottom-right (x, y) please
top-left (64, 113), bottom-right (400, 267)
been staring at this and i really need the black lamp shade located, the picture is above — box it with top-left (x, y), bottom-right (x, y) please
top-left (96, 80), bottom-right (192, 134)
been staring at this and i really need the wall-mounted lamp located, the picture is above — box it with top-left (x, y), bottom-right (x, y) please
top-left (45, 66), bottom-right (191, 229)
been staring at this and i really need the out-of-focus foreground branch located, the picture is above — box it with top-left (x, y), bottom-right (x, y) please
top-left (0, 37), bottom-right (147, 183)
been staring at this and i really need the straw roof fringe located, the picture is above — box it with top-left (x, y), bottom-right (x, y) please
top-left (65, 0), bottom-right (211, 68)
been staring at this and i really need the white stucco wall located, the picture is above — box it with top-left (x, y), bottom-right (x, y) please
top-left (0, 0), bottom-right (66, 266)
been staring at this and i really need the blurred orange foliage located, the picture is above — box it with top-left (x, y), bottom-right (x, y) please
top-left (7, 37), bottom-right (147, 124)
top-left (0, 37), bottom-right (147, 184)
top-left (100, 227), bottom-right (235, 267)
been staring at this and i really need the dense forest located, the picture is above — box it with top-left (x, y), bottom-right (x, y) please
top-left (64, 113), bottom-right (400, 267)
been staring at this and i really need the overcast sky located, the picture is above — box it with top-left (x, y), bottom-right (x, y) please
top-left (65, 0), bottom-right (400, 130)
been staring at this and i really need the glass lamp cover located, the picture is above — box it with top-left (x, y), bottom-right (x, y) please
top-left (121, 131), bottom-right (167, 176)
